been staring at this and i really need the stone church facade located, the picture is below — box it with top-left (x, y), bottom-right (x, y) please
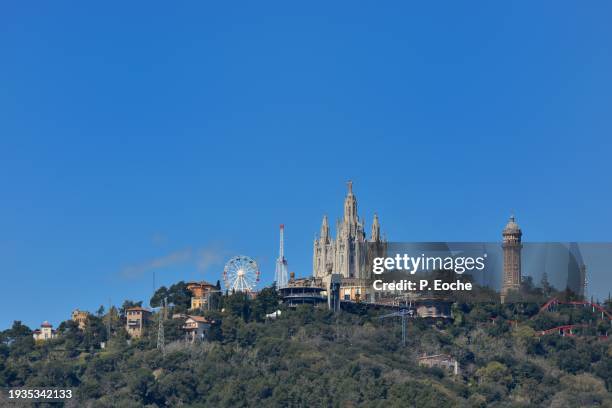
top-left (313, 181), bottom-right (385, 301)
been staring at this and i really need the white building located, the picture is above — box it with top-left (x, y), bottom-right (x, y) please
top-left (182, 316), bottom-right (212, 342)
top-left (33, 321), bottom-right (57, 341)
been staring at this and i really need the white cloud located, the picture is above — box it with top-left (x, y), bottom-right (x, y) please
top-left (197, 244), bottom-right (227, 273)
top-left (121, 248), bottom-right (193, 279)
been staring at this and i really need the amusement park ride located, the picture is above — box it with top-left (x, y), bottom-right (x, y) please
top-left (536, 297), bottom-right (612, 337)
top-left (222, 224), bottom-right (288, 294)
top-left (223, 255), bottom-right (260, 293)
top-left (274, 224), bottom-right (289, 290)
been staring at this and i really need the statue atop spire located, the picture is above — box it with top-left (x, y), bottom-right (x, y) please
top-left (347, 180), bottom-right (353, 195)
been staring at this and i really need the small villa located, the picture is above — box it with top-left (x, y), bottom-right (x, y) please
top-left (182, 315), bottom-right (213, 342)
top-left (33, 321), bottom-right (57, 341)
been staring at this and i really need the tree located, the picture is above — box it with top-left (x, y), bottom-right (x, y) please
top-left (151, 282), bottom-right (191, 312)
top-left (208, 280), bottom-right (223, 311)
top-left (224, 292), bottom-right (252, 321)
top-left (150, 286), bottom-right (169, 308)
top-left (96, 305), bottom-right (105, 317)
top-left (558, 349), bottom-right (590, 374)
top-left (560, 287), bottom-right (580, 302)
top-left (252, 286), bottom-right (280, 321)
top-left (476, 361), bottom-right (511, 386)
top-left (512, 325), bottom-right (535, 348)
top-left (540, 272), bottom-right (553, 297)
top-left (594, 357), bottom-right (612, 390)
top-left (166, 282), bottom-right (192, 312)
top-left (3, 321), bottom-right (34, 357)
top-left (128, 368), bottom-right (157, 404)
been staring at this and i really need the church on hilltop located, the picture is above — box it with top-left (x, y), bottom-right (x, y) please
top-left (313, 181), bottom-right (386, 302)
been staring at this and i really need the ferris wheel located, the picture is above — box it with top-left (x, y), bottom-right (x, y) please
top-left (223, 255), bottom-right (260, 293)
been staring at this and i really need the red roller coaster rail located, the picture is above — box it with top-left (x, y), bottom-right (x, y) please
top-left (537, 324), bottom-right (588, 337)
top-left (539, 298), bottom-right (612, 321)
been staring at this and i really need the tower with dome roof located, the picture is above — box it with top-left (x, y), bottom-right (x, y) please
top-left (501, 215), bottom-right (523, 303)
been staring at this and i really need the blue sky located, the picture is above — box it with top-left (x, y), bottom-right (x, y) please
top-left (1, 2), bottom-right (611, 329)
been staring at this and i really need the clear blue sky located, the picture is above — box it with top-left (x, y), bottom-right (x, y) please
top-left (1, 2), bottom-right (611, 329)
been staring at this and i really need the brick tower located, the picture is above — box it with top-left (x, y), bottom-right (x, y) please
top-left (501, 215), bottom-right (522, 303)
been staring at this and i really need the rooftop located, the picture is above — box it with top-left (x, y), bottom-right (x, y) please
top-left (503, 215), bottom-right (521, 234)
top-left (186, 315), bottom-right (212, 323)
top-left (126, 306), bottom-right (151, 313)
top-left (186, 281), bottom-right (216, 288)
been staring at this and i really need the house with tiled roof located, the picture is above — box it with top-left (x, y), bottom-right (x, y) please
top-left (125, 306), bottom-right (151, 338)
top-left (182, 315), bottom-right (213, 342)
top-left (33, 321), bottom-right (57, 341)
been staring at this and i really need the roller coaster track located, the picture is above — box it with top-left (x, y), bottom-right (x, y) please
top-left (537, 324), bottom-right (589, 337)
top-left (536, 298), bottom-right (612, 337)
top-left (539, 298), bottom-right (612, 321)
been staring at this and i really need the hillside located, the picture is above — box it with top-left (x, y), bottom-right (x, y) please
top-left (1, 289), bottom-right (612, 407)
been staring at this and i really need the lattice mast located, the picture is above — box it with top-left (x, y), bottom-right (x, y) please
top-left (275, 224), bottom-right (289, 289)
top-left (157, 297), bottom-right (166, 356)
top-left (379, 308), bottom-right (414, 347)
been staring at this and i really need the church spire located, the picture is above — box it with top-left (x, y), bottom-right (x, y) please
top-left (320, 215), bottom-right (330, 243)
top-left (371, 213), bottom-right (380, 242)
top-left (343, 180), bottom-right (358, 229)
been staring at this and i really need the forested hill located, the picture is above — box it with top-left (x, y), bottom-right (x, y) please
top-left (1, 288), bottom-right (612, 407)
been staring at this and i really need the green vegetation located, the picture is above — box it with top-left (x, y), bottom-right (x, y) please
top-left (1, 284), bottom-right (611, 407)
